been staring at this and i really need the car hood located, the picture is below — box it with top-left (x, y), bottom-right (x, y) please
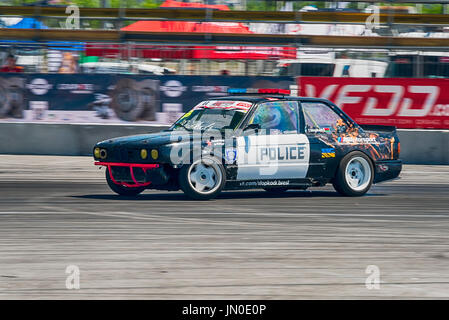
top-left (96, 130), bottom-right (197, 148)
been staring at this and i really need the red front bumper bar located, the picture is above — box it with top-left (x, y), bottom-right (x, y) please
top-left (95, 162), bottom-right (159, 188)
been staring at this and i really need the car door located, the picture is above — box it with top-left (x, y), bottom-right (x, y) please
top-left (235, 100), bottom-right (310, 181)
top-left (301, 101), bottom-right (347, 178)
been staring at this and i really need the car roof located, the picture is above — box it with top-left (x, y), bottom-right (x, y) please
top-left (212, 95), bottom-right (332, 104)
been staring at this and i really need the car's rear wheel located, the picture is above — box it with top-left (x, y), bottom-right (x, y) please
top-left (106, 169), bottom-right (145, 196)
top-left (179, 157), bottom-right (225, 200)
top-left (332, 151), bottom-right (374, 197)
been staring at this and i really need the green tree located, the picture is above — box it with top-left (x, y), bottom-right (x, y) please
top-left (110, 0), bottom-right (159, 8)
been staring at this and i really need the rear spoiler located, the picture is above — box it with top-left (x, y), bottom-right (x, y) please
top-left (359, 124), bottom-right (397, 133)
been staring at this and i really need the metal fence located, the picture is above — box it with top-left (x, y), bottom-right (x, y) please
top-left (3, 43), bottom-right (449, 78)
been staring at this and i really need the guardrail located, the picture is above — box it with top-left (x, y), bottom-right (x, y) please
top-left (2, 29), bottom-right (449, 48)
top-left (1, 6), bottom-right (449, 25)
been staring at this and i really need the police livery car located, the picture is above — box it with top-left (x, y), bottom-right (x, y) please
top-left (93, 88), bottom-right (402, 200)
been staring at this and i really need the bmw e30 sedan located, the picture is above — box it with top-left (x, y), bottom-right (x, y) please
top-left (94, 88), bottom-right (401, 200)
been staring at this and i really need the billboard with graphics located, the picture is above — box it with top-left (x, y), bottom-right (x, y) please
top-left (298, 77), bottom-right (449, 129)
top-left (0, 74), bottom-right (294, 124)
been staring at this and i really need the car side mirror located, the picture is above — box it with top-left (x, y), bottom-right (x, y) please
top-left (243, 123), bottom-right (261, 131)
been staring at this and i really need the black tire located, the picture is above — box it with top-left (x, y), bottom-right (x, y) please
top-left (9, 85), bottom-right (24, 119)
top-left (105, 169), bottom-right (145, 196)
top-left (263, 187), bottom-right (289, 194)
top-left (0, 80), bottom-right (10, 118)
top-left (110, 78), bottom-right (145, 122)
top-left (179, 157), bottom-right (226, 200)
top-left (332, 151), bottom-right (374, 197)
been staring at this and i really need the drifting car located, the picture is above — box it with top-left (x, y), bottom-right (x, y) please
top-left (93, 88), bottom-right (402, 200)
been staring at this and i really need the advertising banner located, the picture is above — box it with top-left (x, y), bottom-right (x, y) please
top-left (298, 77), bottom-right (449, 129)
top-left (157, 75), bottom-right (293, 123)
top-left (0, 74), bottom-right (25, 120)
top-left (0, 74), bottom-right (294, 125)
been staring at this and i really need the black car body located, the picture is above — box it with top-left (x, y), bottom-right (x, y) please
top-left (94, 94), bottom-right (402, 199)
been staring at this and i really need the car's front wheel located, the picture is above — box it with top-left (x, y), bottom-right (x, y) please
top-left (332, 151), bottom-right (374, 197)
top-left (106, 169), bottom-right (145, 196)
top-left (179, 157), bottom-right (226, 200)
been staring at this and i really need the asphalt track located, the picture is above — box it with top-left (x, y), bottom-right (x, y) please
top-left (0, 155), bottom-right (448, 299)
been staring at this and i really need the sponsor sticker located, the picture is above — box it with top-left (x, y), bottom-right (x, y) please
top-left (239, 180), bottom-right (290, 187)
top-left (194, 100), bottom-right (252, 111)
top-left (308, 127), bottom-right (331, 133)
top-left (225, 148), bottom-right (237, 162)
top-left (337, 137), bottom-right (377, 144)
top-left (321, 148), bottom-right (336, 158)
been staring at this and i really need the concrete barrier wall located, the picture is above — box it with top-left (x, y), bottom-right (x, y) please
top-left (0, 123), bottom-right (448, 164)
top-left (0, 123), bottom-right (169, 156)
top-left (397, 129), bottom-right (449, 165)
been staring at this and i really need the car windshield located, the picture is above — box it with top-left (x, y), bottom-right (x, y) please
top-left (170, 100), bottom-right (252, 131)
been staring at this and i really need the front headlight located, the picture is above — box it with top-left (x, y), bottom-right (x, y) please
top-left (151, 149), bottom-right (159, 160)
top-left (141, 149), bottom-right (148, 160)
top-left (99, 149), bottom-right (107, 159)
top-left (94, 147), bottom-right (101, 159)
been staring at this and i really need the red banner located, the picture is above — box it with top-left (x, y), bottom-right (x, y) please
top-left (297, 77), bottom-right (449, 129)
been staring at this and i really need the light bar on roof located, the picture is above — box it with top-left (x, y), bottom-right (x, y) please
top-left (227, 88), bottom-right (247, 94)
top-left (227, 88), bottom-right (291, 95)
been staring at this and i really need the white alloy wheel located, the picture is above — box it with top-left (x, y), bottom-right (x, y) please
top-left (187, 158), bottom-right (223, 195)
top-left (344, 156), bottom-right (372, 192)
